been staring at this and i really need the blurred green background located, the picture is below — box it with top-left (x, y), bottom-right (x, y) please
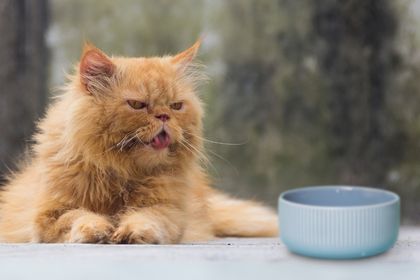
top-left (1, 0), bottom-right (420, 223)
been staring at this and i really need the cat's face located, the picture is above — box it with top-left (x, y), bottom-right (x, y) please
top-left (73, 41), bottom-right (204, 169)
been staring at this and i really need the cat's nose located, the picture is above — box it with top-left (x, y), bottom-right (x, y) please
top-left (155, 113), bottom-right (170, 122)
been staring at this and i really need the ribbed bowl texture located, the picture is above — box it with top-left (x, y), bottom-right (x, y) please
top-left (279, 186), bottom-right (400, 259)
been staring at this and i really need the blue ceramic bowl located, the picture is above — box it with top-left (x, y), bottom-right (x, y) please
top-left (279, 186), bottom-right (400, 259)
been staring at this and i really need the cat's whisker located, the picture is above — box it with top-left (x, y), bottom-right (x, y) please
top-left (99, 130), bottom-right (138, 156)
top-left (170, 126), bottom-right (213, 168)
top-left (184, 139), bottom-right (221, 178)
top-left (184, 131), bottom-right (248, 146)
top-left (180, 138), bottom-right (221, 177)
top-left (205, 148), bottom-right (239, 177)
top-left (179, 139), bottom-right (218, 176)
top-left (117, 135), bottom-right (130, 152)
top-left (96, 126), bottom-right (148, 157)
top-left (135, 135), bottom-right (147, 146)
top-left (116, 127), bottom-right (144, 152)
top-left (176, 139), bottom-right (197, 158)
top-left (184, 140), bottom-right (210, 162)
top-left (181, 130), bottom-right (239, 176)
top-left (95, 134), bottom-right (130, 157)
top-left (178, 138), bottom-right (207, 163)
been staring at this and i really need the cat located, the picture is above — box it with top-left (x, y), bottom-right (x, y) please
top-left (0, 40), bottom-right (278, 243)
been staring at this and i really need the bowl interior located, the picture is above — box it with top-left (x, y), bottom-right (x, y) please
top-left (282, 186), bottom-right (398, 207)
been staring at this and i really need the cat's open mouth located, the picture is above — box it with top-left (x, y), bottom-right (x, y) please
top-left (150, 130), bottom-right (171, 150)
top-left (117, 129), bottom-right (171, 151)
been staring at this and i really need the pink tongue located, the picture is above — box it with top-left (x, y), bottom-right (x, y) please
top-left (151, 132), bottom-right (170, 150)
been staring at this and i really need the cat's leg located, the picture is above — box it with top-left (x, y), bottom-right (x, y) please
top-left (111, 206), bottom-right (184, 244)
top-left (35, 207), bottom-right (115, 243)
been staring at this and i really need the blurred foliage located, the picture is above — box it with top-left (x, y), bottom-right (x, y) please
top-left (0, 0), bottom-right (48, 180)
top-left (48, 0), bottom-right (206, 86)
top-left (48, 0), bottom-right (420, 223)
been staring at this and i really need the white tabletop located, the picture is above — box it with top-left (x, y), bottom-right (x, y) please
top-left (0, 226), bottom-right (419, 280)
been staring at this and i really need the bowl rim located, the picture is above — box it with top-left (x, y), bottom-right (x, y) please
top-left (279, 185), bottom-right (400, 209)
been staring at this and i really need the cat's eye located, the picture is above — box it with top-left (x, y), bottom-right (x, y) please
top-left (127, 100), bottom-right (147, 110)
top-left (170, 102), bottom-right (183, 110)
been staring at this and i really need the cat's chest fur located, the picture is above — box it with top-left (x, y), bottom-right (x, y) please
top-left (47, 163), bottom-right (189, 216)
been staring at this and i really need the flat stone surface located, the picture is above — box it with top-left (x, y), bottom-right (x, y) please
top-left (0, 227), bottom-right (419, 279)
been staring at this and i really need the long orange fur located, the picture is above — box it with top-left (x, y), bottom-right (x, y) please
top-left (0, 40), bottom-right (278, 243)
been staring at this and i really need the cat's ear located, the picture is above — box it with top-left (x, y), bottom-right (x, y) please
top-left (171, 39), bottom-right (201, 72)
top-left (79, 43), bottom-right (115, 94)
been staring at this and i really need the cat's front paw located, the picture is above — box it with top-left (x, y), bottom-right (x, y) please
top-left (68, 215), bottom-right (114, 244)
top-left (111, 221), bottom-right (164, 244)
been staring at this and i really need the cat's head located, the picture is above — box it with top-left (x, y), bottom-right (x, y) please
top-left (66, 40), bottom-right (205, 171)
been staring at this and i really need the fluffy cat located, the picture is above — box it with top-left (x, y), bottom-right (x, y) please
top-left (0, 40), bottom-right (278, 243)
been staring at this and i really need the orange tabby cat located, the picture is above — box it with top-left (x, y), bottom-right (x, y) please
top-left (0, 40), bottom-right (278, 243)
